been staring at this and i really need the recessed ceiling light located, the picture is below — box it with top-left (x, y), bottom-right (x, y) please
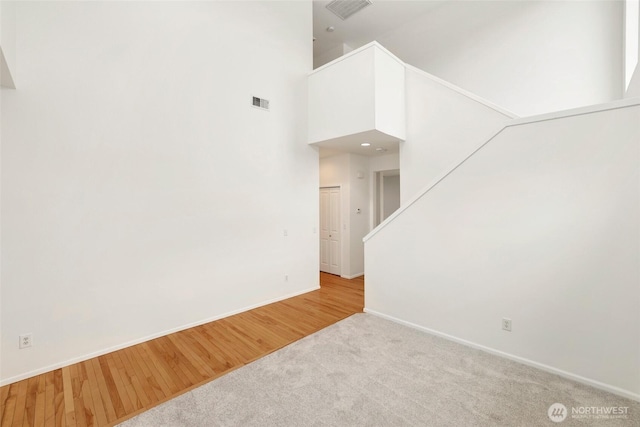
top-left (360, 143), bottom-right (371, 147)
top-left (326, 26), bottom-right (335, 32)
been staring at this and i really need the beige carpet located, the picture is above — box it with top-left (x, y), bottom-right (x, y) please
top-left (118, 313), bottom-right (639, 426)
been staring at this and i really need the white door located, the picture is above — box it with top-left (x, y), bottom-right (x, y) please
top-left (320, 187), bottom-right (341, 275)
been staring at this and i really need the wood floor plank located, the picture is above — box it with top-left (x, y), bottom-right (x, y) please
top-left (104, 354), bottom-right (134, 416)
top-left (79, 363), bottom-right (97, 427)
top-left (1, 382), bottom-right (18, 427)
top-left (33, 374), bottom-right (46, 427)
top-left (111, 352), bottom-right (140, 413)
top-left (82, 360), bottom-right (108, 427)
top-left (44, 371), bottom-right (56, 427)
top-left (69, 363), bottom-right (87, 427)
top-left (0, 384), bottom-right (9, 424)
top-left (180, 330), bottom-right (229, 374)
top-left (130, 346), bottom-right (171, 401)
top-left (10, 377), bottom-right (29, 427)
top-left (0, 273), bottom-right (363, 427)
top-left (88, 359), bottom-right (116, 424)
top-left (155, 337), bottom-right (201, 386)
top-left (166, 334), bottom-right (216, 379)
top-left (61, 367), bottom-right (76, 427)
top-left (119, 348), bottom-right (153, 410)
top-left (137, 343), bottom-right (179, 396)
top-left (53, 369), bottom-right (66, 427)
top-left (193, 327), bottom-right (247, 367)
top-left (97, 357), bottom-right (125, 420)
top-left (184, 329), bottom-right (237, 372)
top-left (144, 340), bottom-right (190, 392)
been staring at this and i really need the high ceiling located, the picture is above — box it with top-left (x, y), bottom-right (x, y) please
top-left (313, 0), bottom-right (445, 60)
top-left (313, 0), bottom-right (447, 158)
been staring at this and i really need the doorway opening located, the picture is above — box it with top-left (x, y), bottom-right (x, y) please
top-left (373, 169), bottom-right (400, 227)
top-left (319, 186), bottom-right (341, 275)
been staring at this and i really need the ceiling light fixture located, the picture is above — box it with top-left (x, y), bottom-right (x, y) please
top-left (361, 143), bottom-right (371, 147)
top-left (326, 26), bottom-right (335, 32)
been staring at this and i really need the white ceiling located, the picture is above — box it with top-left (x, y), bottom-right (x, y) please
top-left (313, 0), bottom-right (445, 59)
top-left (316, 129), bottom-right (401, 158)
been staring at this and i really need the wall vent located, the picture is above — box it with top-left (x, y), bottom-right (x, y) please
top-left (326, 0), bottom-right (372, 20)
top-left (252, 96), bottom-right (270, 110)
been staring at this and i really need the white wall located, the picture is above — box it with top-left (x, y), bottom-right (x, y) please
top-left (0, 1), bottom-right (16, 88)
top-left (309, 47), bottom-right (375, 144)
top-left (378, 0), bottom-right (624, 116)
top-left (348, 154), bottom-right (369, 277)
top-left (369, 152), bottom-right (400, 228)
top-left (625, 0), bottom-right (639, 91)
top-left (627, 65), bottom-right (640, 97)
top-left (369, 152), bottom-right (399, 173)
top-left (382, 175), bottom-right (400, 221)
top-left (308, 43), bottom-right (405, 150)
top-left (624, 0), bottom-right (640, 98)
top-left (401, 67), bottom-right (513, 203)
top-left (319, 153), bottom-right (369, 278)
top-left (373, 46), bottom-right (406, 141)
top-left (313, 43), bottom-right (353, 69)
top-left (1, 1), bottom-right (316, 385)
top-left (365, 101), bottom-right (640, 399)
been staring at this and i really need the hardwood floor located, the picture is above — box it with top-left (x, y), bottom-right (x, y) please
top-left (0, 273), bottom-right (364, 427)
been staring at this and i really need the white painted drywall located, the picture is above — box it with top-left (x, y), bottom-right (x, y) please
top-left (378, 0), bottom-right (624, 116)
top-left (382, 175), bottom-right (400, 221)
top-left (313, 43), bottom-right (354, 69)
top-left (348, 154), bottom-right (369, 277)
top-left (625, 0), bottom-right (639, 90)
top-left (0, 1), bottom-right (16, 88)
top-left (401, 67), bottom-right (512, 203)
top-left (319, 152), bottom-right (369, 278)
top-left (314, 44), bottom-right (345, 70)
top-left (309, 47), bottom-right (375, 144)
top-left (308, 43), bottom-right (405, 148)
top-left (368, 152), bottom-right (399, 173)
top-left (365, 102), bottom-right (640, 398)
top-left (627, 65), bottom-right (640, 97)
top-left (1, 1), bottom-right (316, 384)
top-left (373, 47), bottom-right (406, 141)
top-left (368, 152), bottom-right (400, 229)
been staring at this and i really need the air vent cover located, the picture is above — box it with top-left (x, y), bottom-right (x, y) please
top-left (252, 96), bottom-right (270, 110)
top-left (326, 0), bottom-right (372, 20)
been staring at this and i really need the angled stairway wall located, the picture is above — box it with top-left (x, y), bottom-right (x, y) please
top-left (364, 99), bottom-right (640, 400)
top-left (401, 65), bottom-right (515, 203)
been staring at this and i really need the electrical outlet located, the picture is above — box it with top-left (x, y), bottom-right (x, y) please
top-left (502, 318), bottom-right (512, 332)
top-left (285, 275), bottom-right (288, 281)
top-left (283, 229), bottom-right (288, 237)
top-left (19, 333), bottom-right (33, 349)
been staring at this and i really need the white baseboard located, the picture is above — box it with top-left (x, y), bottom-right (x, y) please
top-left (341, 272), bottom-right (364, 279)
top-left (0, 286), bottom-right (320, 387)
top-left (363, 308), bottom-right (640, 403)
